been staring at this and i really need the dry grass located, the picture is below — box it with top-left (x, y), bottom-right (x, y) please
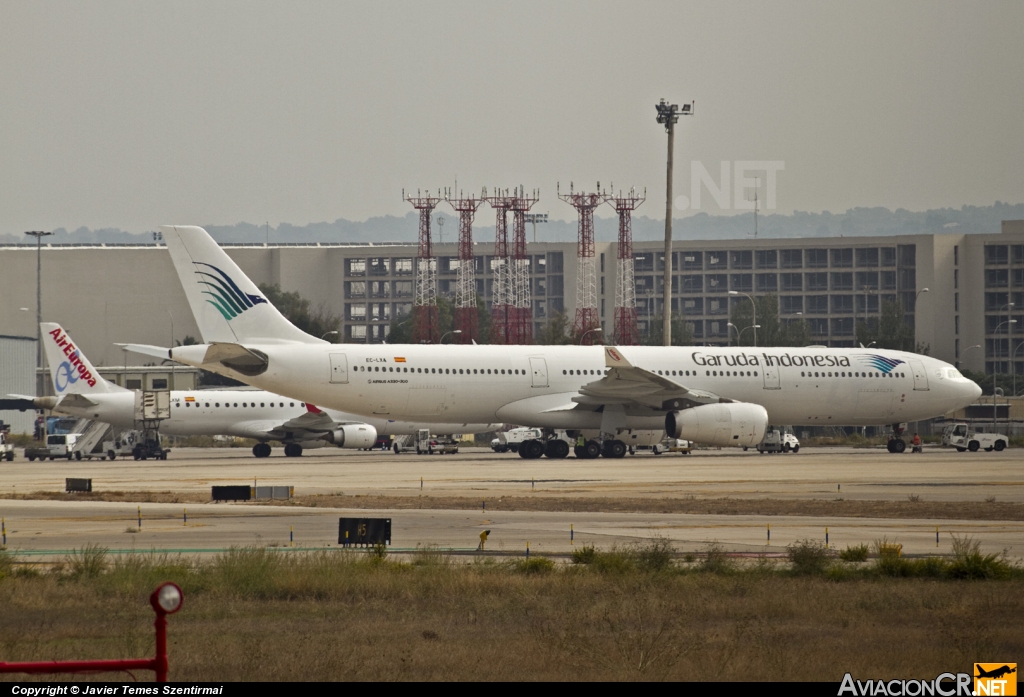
top-left (0, 547), bottom-right (1022, 681)
top-left (2, 490), bottom-right (1022, 521)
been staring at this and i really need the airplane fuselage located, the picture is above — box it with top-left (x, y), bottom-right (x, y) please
top-left (171, 344), bottom-right (981, 431)
top-left (50, 389), bottom-right (496, 441)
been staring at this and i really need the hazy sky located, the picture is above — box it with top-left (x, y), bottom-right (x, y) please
top-left (2, 1), bottom-right (1022, 233)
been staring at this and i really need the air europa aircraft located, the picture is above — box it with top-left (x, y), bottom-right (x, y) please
top-left (15, 323), bottom-right (497, 458)
top-left (136, 225), bottom-right (981, 460)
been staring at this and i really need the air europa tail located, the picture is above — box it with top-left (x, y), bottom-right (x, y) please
top-left (41, 322), bottom-right (125, 395)
top-left (161, 225), bottom-right (321, 345)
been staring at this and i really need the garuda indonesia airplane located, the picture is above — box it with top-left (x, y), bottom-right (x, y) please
top-left (128, 225), bottom-right (981, 460)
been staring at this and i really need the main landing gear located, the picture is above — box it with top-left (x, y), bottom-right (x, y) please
top-left (284, 443), bottom-right (304, 457)
top-left (572, 439), bottom-right (627, 459)
top-left (886, 423), bottom-right (907, 454)
top-left (252, 442), bottom-right (272, 458)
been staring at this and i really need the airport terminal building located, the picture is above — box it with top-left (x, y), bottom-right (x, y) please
top-left (1, 221), bottom-right (1022, 382)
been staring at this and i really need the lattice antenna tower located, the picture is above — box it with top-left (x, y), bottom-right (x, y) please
top-left (607, 185), bottom-right (646, 345)
top-left (444, 187), bottom-right (485, 344)
top-left (509, 185), bottom-right (540, 344)
top-left (483, 188), bottom-right (518, 344)
top-left (558, 182), bottom-right (607, 344)
top-left (403, 188), bottom-right (442, 344)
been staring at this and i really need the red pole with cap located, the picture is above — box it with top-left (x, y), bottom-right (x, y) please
top-left (0, 582), bottom-right (183, 682)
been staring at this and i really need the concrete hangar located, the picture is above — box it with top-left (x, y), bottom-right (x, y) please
top-left (0, 220), bottom-right (1022, 393)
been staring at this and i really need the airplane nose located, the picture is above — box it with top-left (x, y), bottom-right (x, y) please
top-left (967, 380), bottom-right (982, 402)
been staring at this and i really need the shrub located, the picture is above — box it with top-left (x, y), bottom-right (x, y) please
top-left (947, 535), bottom-right (1011, 580)
top-left (510, 557), bottom-right (555, 574)
top-left (788, 539), bottom-right (832, 576)
top-left (698, 542), bottom-right (733, 574)
top-left (571, 544), bottom-right (597, 565)
top-left (839, 544), bottom-right (870, 562)
top-left (631, 537), bottom-right (675, 573)
top-left (590, 547), bottom-right (636, 574)
top-left (65, 543), bottom-right (108, 579)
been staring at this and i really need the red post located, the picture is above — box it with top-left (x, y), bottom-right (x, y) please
top-left (0, 582), bottom-right (182, 682)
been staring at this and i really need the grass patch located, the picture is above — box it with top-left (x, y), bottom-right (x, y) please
top-left (1, 547), bottom-right (1022, 680)
top-left (839, 544), bottom-right (870, 562)
top-left (787, 539), bottom-right (833, 576)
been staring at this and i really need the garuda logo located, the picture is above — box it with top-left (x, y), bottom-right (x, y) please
top-left (859, 354), bottom-right (906, 374)
top-left (194, 262), bottom-right (267, 320)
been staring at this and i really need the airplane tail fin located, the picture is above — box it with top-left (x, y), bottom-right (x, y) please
top-left (161, 225), bottom-right (321, 345)
top-left (41, 323), bottom-right (125, 395)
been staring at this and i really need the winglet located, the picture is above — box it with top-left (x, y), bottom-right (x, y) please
top-left (306, 403), bottom-right (322, 414)
top-left (604, 346), bottom-right (632, 368)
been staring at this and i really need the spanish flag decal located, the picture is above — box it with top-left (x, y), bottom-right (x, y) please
top-left (184, 396), bottom-right (195, 402)
top-left (394, 357), bottom-right (406, 363)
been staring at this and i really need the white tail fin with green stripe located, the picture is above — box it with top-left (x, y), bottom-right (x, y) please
top-left (162, 225), bottom-right (320, 344)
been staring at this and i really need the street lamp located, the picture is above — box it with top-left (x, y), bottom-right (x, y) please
top-left (728, 290), bottom-right (757, 347)
top-left (321, 330), bottom-right (340, 342)
top-left (25, 231), bottom-right (53, 394)
top-left (580, 327), bottom-right (603, 345)
top-left (440, 330), bottom-right (462, 344)
top-left (738, 324), bottom-right (760, 345)
top-left (993, 320), bottom-right (1017, 427)
top-left (1012, 340), bottom-right (1024, 398)
top-left (655, 98), bottom-right (694, 346)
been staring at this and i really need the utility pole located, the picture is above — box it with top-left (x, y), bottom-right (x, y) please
top-left (655, 99), bottom-right (693, 346)
top-left (25, 231), bottom-right (52, 393)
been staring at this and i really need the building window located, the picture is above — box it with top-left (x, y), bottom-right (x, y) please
top-left (756, 273), bottom-right (777, 292)
top-left (806, 272), bottom-right (828, 291)
top-left (755, 250), bottom-right (777, 269)
top-left (831, 317), bottom-right (854, 336)
top-left (830, 249), bottom-right (853, 268)
top-left (346, 259), bottom-right (366, 276)
top-left (881, 247), bottom-right (897, 267)
top-left (985, 269), bottom-right (1009, 288)
top-left (806, 295), bottom-right (828, 314)
top-left (730, 274), bottom-right (753, 292)
top-left (781, 296), bottom-right (803, 314)
top-left (706, 252), bottom-right (727, 269)
top-left (730, 250), bottom-right (752, 269)
top-left (954, 245), bottom-right (959, 266)
top-left (985, 245), bottom-right (1009, 265)
top-left (855, 248), bottom-right (879, 267)
top-left (780, 249), bottom-right (803, 268)
top-left (831, 295), bottom-right (854, 314)
top-left (681, 252), bottom-right (703, 270)
top-left (855, 271), bottom-right (879, 290)
top-left (806, 249), bottom-right (828, 268)
top-left (831, 272), bottom-right (854, 291)
top-left (781, 273), bottom-right (802, 292)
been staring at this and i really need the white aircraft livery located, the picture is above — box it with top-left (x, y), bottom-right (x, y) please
top-left (142, 225), bottom-right (981, 460)
top-left (17, 322), bottom-right (498, 458)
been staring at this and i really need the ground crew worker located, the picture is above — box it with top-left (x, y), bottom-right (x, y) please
top-left (911, 433), bottom-right (922, 453)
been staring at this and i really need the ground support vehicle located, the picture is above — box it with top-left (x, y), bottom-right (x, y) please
top-left (491, 428), bottom-right (543, 453)
top-left (393, 429), bottom-right (459, 455)
top-left (941, 423), bottom-right (1008, 452)
top-left (104, 430), bottom-right (141, 459)
top-left (0, 432), bottom-right (14, 461)
top-left (753, 427), bottom-right (801, 454)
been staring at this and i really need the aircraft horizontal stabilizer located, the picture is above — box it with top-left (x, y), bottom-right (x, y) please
top-left (117, 344), bottom-right (172, 360)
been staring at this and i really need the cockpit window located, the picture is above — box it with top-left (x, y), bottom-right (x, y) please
top-left (946, 368), bottom-right (962, 379)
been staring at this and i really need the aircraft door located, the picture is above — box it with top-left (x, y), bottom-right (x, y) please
top-left (762, 363), bottom-right (781, 389)
top-left (329, 353), bottom-right (349, 384)
top-left (529, 357), bottom-right (549, 388)
top-left (908, 359), bottom-right (929, 391)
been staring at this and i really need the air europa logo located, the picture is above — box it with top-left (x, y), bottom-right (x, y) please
top-left (48, 327), bottom-right (97, 390)
top-left (859, 354), bottom-right (906, 375)
top-left (193, 262), bottom-right (267, 321)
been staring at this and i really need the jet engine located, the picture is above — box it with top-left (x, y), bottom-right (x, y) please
top-left (665, 403), bottom-right (768, 448)
top-left (325, 424), bottom-right (378, 449)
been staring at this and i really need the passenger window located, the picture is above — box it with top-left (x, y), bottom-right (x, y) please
top-left (290, 402), bottom-right (295, 407)
top-left (215, 403), bottom-right (220, 407)
top-left (206, 403), bottom-right (210, 407)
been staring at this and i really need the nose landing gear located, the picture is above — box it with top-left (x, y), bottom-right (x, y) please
top-left (887, 423), bottom-right (907, 453)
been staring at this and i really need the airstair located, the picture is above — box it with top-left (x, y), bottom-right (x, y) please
top-left (69, 419), bottom-right (112, 457)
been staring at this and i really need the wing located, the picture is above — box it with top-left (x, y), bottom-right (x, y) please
top-left (236, 404), bottom-right (365, 442)
top-left (571, 347), bottom-right (731, 411)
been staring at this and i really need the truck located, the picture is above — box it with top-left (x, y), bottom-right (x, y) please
top-left (941, 423), bottom-right (1008, 452)
top-left (753, 427), bottom-right (801, 454)
top-left (0, 432), bottom-right (14, 462)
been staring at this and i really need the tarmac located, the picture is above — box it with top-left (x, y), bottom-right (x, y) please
top-left (1, 445), bottom-right (1021, 559)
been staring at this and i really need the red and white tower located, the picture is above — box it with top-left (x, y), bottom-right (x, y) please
top-left (509, 187), bottom-right (540, 344)
top-left (559, 183), bottom-right (606, 344)
top-left (607, 187), bottom-right (645, 346)
top-left (404, 189), bottom-right (441, 344)
top-left (445, 189), bottom-right (484, 344)
top-left (483, 189), bottom-right (517, 344)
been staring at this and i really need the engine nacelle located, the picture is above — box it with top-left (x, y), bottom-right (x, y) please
top-left (325, 424), bottom-right (378, 449)
top-left (665, 402), bottom-right (768, 448)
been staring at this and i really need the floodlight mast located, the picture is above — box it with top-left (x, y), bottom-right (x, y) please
top-left (607, 187), bottom-right (645, 345)
top-left (509, 186), bottom-right (540, 344)
top-left (403, 189), bottom-right (443, 344)
top-left (558, 182), bottom-right (606, 345)
top-left (483, 188), bottom-right (518, 344)
top-left (655, 98), bottom-right (694, 346)
top-left (445, 188), bottom-right (485, 344)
